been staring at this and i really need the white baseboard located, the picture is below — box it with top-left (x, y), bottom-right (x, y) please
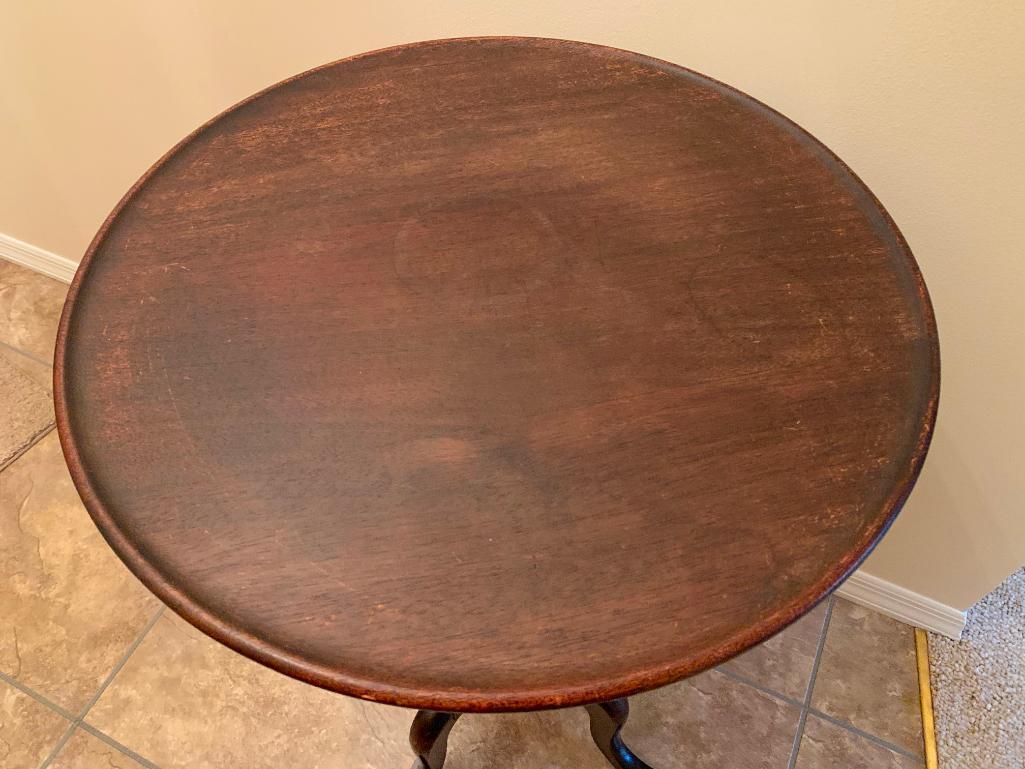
top-left (0, 231), bottom-right (77, 284)
top-left (837, 570), bottom-right (966, 640)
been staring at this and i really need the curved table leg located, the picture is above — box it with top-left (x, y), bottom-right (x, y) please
top-left (410, 709), bottom-right (461, 769)
top-left (406, 699), bottom-right (654, 769)
top-left (585, 699), bottom-right (655, 769)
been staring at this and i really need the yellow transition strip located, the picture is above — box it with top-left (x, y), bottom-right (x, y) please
top-left (915, 628), bottom-right (939, 769)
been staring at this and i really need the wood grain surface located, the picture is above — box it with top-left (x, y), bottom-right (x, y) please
top-left (54, 37), bottom-right (939, 712)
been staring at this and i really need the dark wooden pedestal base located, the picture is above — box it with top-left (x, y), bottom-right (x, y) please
top-left (584, 699), bottom-right (655, 769)
top-left (409, 698), bottom-right (653, 769)
top-left (409, 709), bottom-right (461, 769)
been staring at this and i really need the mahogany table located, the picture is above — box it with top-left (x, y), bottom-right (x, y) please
top-left (54, 37), bottom-right (938, 768)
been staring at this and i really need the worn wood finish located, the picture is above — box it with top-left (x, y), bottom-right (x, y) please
top-left (54, 37), bottom-right (939, 713)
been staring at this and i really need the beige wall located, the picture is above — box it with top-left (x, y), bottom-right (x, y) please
top-left (3, 2), bottom-right (1023, 610)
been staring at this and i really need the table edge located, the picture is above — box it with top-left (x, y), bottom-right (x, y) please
top-left (52, 36), bottom-right (941, 713)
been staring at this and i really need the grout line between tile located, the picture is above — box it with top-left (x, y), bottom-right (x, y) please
top-left (785, 595), bottom-right (834, 769)
top-left (721, 598), bottom-right (920, 769)
top-left (0, 424), bottom-right (56, 475)
top-left (715, 666), bottom-right (806, 711)
top-left (0, 668), bottom-right (77, 721)
top-left (18, 606), bottom-right (165, 769)
top-left (76, 605), bottom-right (166, 722)
top-left (805, 707), bottom-right (922, 761)
top-left (77, 722), bottom-right (163, 769)
top-left (794, 597), bottom-right (924, 763)
top-left (0, 337), bottom-right (53, 367)
top-left (803, 597), bottom-right (835, 707)
top-left (37, 721), bottom-right (77, 769)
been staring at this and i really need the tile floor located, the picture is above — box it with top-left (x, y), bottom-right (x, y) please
top-left (1, 259), bottom-right (927, 768)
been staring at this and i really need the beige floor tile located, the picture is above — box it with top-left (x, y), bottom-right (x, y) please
top-left (49, 727), bottom-right (146, 769)
top-left (0, 679), bottom-right (70, 769)
top-left (88, 609), bottom-right (801, 769)
top-left (385, 681), bottom-right (796, 769)
top-left (0, 260), bottom-right (67, 363)
top-left (0, 431), bottom-right (160, 712)
top-left (0, 344), bottom-right (53, 392)
top-left (87, 610), bottom-right (416, 769)
top-left (623, 670), bottom-right (802, 769)
top-left (811, 598), bottom-right (923, 756)
top-left (720, 600), bottom-right (828, 700)
top-left (794, 714), bottom-right (923, 768)
top-left (0, 352), bottom-right (52, 471)
top-left (444, 708), bottom-right (605, 769)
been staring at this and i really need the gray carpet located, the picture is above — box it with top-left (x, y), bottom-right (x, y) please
top-left (929, 568), bottom-right (1025, 769)
top-left (0, 350), bottom-right (53, 470)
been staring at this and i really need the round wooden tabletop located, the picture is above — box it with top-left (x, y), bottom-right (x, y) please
top-left (55, 37), bottom-right (938, 712)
